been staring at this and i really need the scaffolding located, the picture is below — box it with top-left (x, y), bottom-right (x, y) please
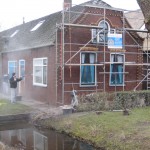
top-left (56, 3), bottom-right (150, 104)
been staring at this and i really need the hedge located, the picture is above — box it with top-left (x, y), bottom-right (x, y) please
top-left (76, 90), bottom-right (150, 112)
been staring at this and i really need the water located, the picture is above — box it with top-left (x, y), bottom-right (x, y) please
top-left (0, 122), bottom-right (96, 150)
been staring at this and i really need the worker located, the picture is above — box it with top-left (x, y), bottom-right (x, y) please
top-left (9, 73), bottom-right (22, 103)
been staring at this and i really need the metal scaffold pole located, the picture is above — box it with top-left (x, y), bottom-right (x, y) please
top-left (62, 4), bottom-right (65, 105)
top-left (55, 3), bottom-right (150, 99)
top-left (122, 9), bottom-right (125, 92)
top-left (56, 27), bottom-right (58, 104)
top-left (103, 7), bottom-right (106, 92)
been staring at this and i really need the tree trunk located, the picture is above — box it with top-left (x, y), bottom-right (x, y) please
top-left (137, 0), bottom-right (150, 32)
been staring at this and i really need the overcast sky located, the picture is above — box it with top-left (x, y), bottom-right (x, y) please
top-left (0, 0), bottom-right (140, 31)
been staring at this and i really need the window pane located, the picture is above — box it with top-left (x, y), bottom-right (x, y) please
top-left (91, 20), bottom-right (109, 43)
top-left (33, 58), bottom-right (47, 85)
top-left (81, 53), bottom-right (95, 85)
top-left (92, 29), bottom-right (97, 43)
top-left (43, 59), bottom-right (47, 65)
top-left (8, 61), bottom-right (17, 77)
top-left (99, 21), bottom-right (109, 43)
top-left (19, 60), bottom-right (25, 77)
top-left (43, 66), bottom-right (47, 84)
top-left (110, 54), bottom-right (124, 85)
top-left (99, 21), bottom-right (108, 29)
top-left (35, 66), bottom-right (42, 83)
top-left (111, 64), bottom-right (123, 84)
top-left (118, 55), bottom-right (123, 62)
top-left (34, 59), bottom-right (43, 65)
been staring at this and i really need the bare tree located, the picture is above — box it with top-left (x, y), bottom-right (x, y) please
top-left (137, 0), bottom-right (150, 32)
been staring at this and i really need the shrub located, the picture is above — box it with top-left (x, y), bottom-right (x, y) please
top-left (76, 90), bottom-right (150, 112)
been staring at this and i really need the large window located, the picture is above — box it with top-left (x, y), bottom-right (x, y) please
top-left (33, 58), bottom-right (47, 86)
top-left (8, 61), bottom-right (17, 78)
top-left (80, 53), bottom-right (96, 86)
top-left (110, 54), bottom-right (124, 86)
top-left (92, 20), bottom-right (110, 43)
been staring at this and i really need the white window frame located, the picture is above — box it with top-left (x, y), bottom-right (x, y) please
top-left (19, 59), bottom-right (25, 77)
top-left (33, 57), bottom-right (47, 87)
top-left (91, 20), bottom-right (110, 43)
top-left (80, 52), bottom-right (97, 87)
top-left (109, 53), bottom-right (125, 86)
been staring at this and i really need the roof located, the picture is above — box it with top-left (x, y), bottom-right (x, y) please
top-left (0, 12), bottom-right (62, 52)
top-left (81, 0), bottom-right (111, 7)
top-left (125, 9), bottom-right (147, 38)
top-left (125, 10), bottom-right (144, 29)
top-left (0, 0), bottom-right (112, 52)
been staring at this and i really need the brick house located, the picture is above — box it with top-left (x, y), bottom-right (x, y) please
top-left (0, 0), bottom-right (143, 105)
top-left (125, 9), bottom-right (150, 90)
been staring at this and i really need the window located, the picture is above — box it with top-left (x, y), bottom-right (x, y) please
top-left (30, 20), bottom-right (45, 31)
top-left (19, 60), bottom-right (25, 78)
top-left (110, 28), bottom-right (116, 34)
top-left (80, 53), bottom-right (96, 86)
top-left (33, 58), bottom-right (47, 86)
top-left (8, 61), bottom-right (17, 78)
top-left (92, 20), bottom-right (110, 43)
top-left (110, 54), bottom-right (124, 85)
top-left (10, 30), bottom-right (19, 37)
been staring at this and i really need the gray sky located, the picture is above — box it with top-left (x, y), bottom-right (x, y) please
top-left (0, 0), bottom-right (140, 31)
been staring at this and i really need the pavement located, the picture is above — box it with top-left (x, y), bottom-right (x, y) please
top-left (19, 97), bottom-right (63, 115)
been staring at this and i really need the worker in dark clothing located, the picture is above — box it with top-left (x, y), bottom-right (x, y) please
top-left (9, 73), bottom-right (22, 103)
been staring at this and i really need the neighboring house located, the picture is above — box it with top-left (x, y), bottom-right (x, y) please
top-left (125, 9), bottom-right (150, 90)
top-left (0, 0), bottom-right (144, 105)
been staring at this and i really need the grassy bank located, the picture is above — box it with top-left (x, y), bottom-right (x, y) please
top-left (39, 107), bottom-right (150, 150)
top-left (0, 99), bottom-right (32, 115)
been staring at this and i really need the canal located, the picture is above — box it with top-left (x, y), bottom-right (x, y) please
top-left (0, 121), bottom-right (96, 150)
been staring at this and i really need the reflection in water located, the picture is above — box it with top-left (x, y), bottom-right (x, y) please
top-left (34, 131), bottom-right (48, 150)
top-left (0, 123), bottom-right (95, 150)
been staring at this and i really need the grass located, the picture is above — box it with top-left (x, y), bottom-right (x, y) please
top-left (0, 99), bottom-right (32, 115)
top-left (41, 107), bottom-right (150, 150)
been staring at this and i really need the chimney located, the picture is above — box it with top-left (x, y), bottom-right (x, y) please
top-left (23, 17), bottom-right (25, 24)
top-left (63, 0), bottom-right (72, 10)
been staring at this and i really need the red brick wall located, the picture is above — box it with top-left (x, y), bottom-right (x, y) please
top-left (57, 7), bottom-right (143, 104)
top-left (2, 46), bottom-right (57, 105)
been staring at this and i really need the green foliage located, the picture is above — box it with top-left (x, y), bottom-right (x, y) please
top-left (41, 107), bottom-right (150, 150)
top-left (76, 91), bottom-right (150, 112)
top-left (114, 90), bottom-right (150, 110)
top-left (77, 92), bottom-right (111, 112)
